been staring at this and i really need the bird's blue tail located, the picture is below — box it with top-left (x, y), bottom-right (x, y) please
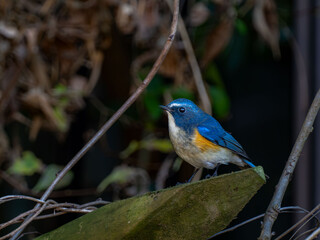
top-left (243, 159), bottom-right (256, 168)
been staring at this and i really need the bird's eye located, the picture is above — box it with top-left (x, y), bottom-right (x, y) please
top-left (178, 107), bottom-right (185, 113)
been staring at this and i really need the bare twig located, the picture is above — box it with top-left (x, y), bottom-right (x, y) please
top-left (0, 195), bottom-right (45, 205)
top-left (0, 197), bottom-right (109, 233)
top-left (8, 1), bottom-right (180, 239)
top-left (177, 16), bottom-right (212, 114)
top-left (292, 228), bottom-right (319, 240)
top-left (305, 226), bottom-right (320, 240)
top-left (155, 153), bottom-right (175, 190)
top-left (208, 213), bottom-right (264, 239)
top-left (259, 89), bottom-right (320, 240)
top-left (275, 203), bottom-right (320, 240)
top-left (208, 206), bottom-right (312, 239)
top-left (0, 200), bottom-right (55, 240)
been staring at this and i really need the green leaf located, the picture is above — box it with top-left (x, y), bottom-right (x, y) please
top-left (8, 151), bottom-right (42, 176)
top-left (171, 87), bottom-right (194, 100)
top-left (53, 83), bottom-right (68, 95)
top-left (143, 93), bottom-right (162, 120)
top-left (235, 19), bottom-right (248, 35)
top-left (53, 107), bottom-right (68, 132)
top-left (210, 86), bottom-right (230, 119)
top-left (141, 139), bottom-right (173, 153)
top-left (120, 139), bottom-right (173, 159)
top-left (205, 63), bottom-right (223, 86)
top-left (33, 164), bottom-right (74, 192)
top-left (97, 166), bottom-right (135, 193)
top-left (119, 140), bottom-right (140, 159)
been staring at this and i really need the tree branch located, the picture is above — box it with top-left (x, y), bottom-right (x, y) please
top-left (8, 1), bottom-right (180, 239)
top-left (259, 88), bottom-right (320, 240)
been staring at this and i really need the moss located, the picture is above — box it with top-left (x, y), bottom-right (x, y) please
top-left (36, 167), bottom-right (265, 240)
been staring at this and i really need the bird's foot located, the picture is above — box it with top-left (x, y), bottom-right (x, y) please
top-left (205, 174), bottom-right (211, 179)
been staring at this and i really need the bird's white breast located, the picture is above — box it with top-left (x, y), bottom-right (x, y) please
top-left (168, 114), bottom-right (181, 138)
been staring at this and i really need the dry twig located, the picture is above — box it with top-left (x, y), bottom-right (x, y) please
top-left (0, 196), bottom-right (108, 237)
top-left (208, 206), bottom-right (316, 239)
top-left (275, 203), bottom-right (320, 240)
top-left (259, 89), bottom-right (320, 240)
top-left (305, 226), bottom-right (320, 240)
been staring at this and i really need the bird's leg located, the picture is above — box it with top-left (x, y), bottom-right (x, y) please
top-left (187, 168), bottom-right (199, 183)
top-left (205, 164), bottom-right (221, 179)
top-left (212, 164), bottom-right (220, 177)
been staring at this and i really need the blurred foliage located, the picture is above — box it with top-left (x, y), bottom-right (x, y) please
top-left (120, 138), bottom-right (173, 159)
top-left (97, 166), bottom-right (137, 193)
top-left (33, 164), bottom-right (74, 192)
top-left (8, 151), bottom-right (42, 176)
top-left (97, 166), bottom-right (150, 199)
top-left (205, 63), bottom-right (230, 119)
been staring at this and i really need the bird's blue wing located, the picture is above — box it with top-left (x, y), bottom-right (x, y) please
top-left (197, 125), bottom-right (250, 160)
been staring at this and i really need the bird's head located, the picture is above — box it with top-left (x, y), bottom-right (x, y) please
top-left (160, 98), bottom-right (206, 133)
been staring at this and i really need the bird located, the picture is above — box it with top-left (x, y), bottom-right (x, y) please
top-left (160, 98), bottom-right (255, 182)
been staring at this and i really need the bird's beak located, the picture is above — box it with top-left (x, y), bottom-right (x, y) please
top-left (159, 105), bottom-right (172, 112)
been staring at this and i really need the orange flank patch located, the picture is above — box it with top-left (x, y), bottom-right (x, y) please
top-left (193, 129), bottom-right (221, 152)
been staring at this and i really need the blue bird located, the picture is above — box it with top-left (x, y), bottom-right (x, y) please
top-left (160, 98), bottom-right (255, 182)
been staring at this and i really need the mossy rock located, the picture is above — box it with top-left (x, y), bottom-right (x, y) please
top-left (36, 167), bottom-right (265, 240)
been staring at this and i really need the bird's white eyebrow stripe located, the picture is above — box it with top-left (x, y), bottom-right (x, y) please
top-left (168, 103), bottom-right (182, 107)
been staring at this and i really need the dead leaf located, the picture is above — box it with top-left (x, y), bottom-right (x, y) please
top-left (201, 17), bottom-right (234, 67)
top-left (116, 3), bottom-right (137, 34)
top-left (21, 88), bottom-right (59, 130)
top-left (29, 115), bottom-right (43, 140)
top-left (159, 47), bottom-right (181, 78)
top-left (253, 0), bottom-right (280, 58)
top-left (134, 0), bottom-right (160, 44)
top-left (0, 21), bottom-right (20, 39)
top-left (189, 2), bottom-right (210, 27)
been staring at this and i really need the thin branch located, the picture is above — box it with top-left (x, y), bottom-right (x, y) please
top-left (16, 231), bottom-right (40, 240)
top-left (292, 228), bottom-right (320, 240)
top-left (9, 1), bottom-right (180, 239)
top-left (275, 204), bottom-right (320, 240)
top-left (288, 216), bottom-right (318, 240)
top-left (155, 153), bottom-right (175, 190)
top-left (0, 198), bottom-right (109, 232)
top-left (178, 16), bottom-right (212, 114)
top-left (259, 88), bottom-right (320, 240)
top-left (305, 226), bottom-right (320, 240)
top-left (0, 200), bottom-right (55, 240)
top-left (0, 195), bottom-right (45, 205)
top-left (207, 213), bottom-right (264, 239)
top-left (207, 206), bottom-right (311, 239)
